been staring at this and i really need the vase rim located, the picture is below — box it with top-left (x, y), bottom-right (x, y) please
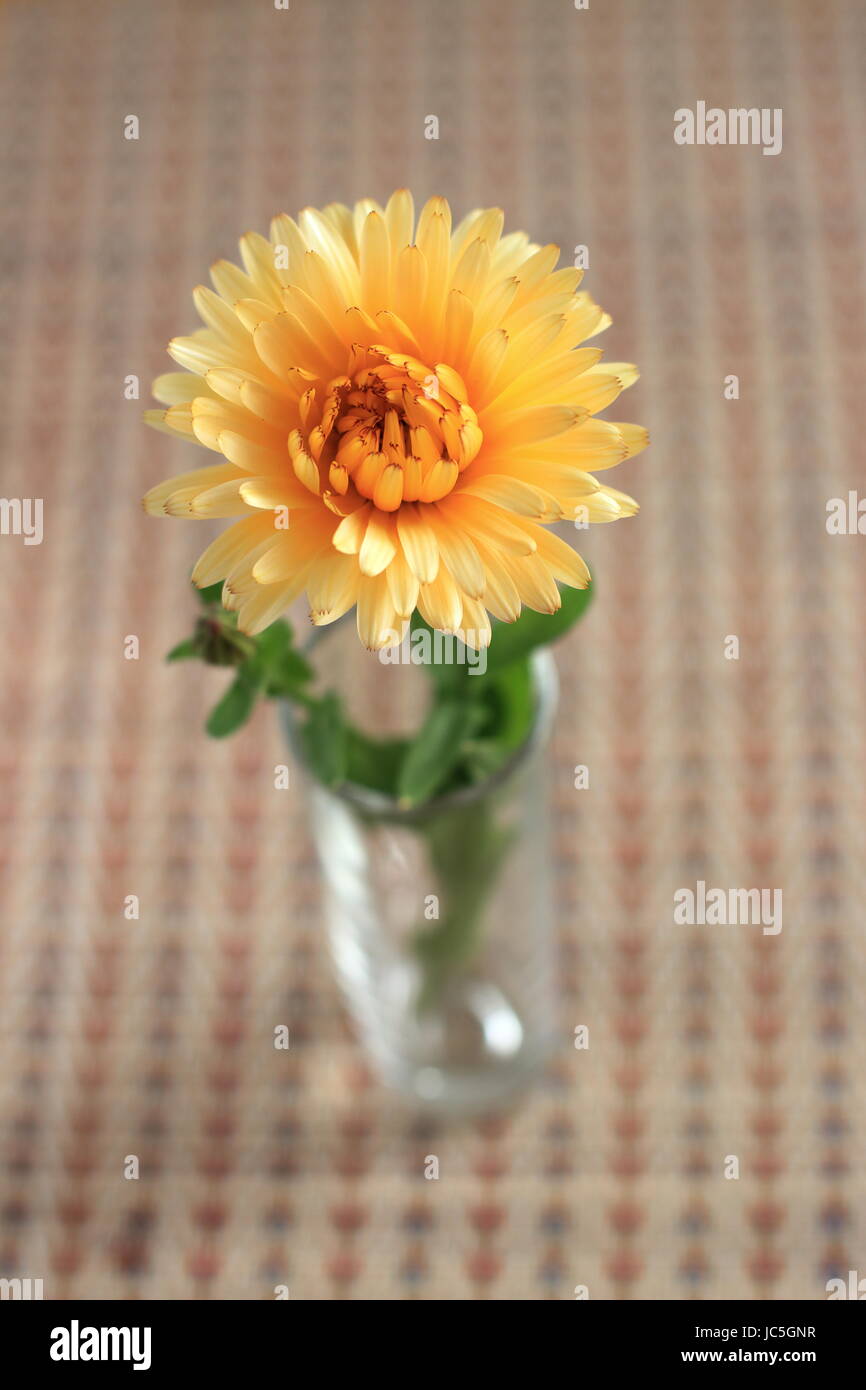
top-left (281, 619), bottom-right (559, 821)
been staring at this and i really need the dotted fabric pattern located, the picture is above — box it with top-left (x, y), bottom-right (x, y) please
top-left (0, 0), bottom-right (864, 1300)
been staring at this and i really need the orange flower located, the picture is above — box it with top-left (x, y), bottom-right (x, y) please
top-left (144, 192), bottom-right (647, 648)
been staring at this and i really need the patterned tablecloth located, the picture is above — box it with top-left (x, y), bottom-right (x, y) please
top-left (0, 0), bottom-right (864, 1300)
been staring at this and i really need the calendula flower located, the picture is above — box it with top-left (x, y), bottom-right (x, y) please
top-left (144, 192), bottom-right (647, 648)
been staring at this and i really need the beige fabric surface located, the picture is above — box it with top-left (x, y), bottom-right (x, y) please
top-left (0, 0), bottom-right (864, 1299)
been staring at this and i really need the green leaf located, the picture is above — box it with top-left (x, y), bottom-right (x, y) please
top-left (483, 581), bottom-right (594, 674)
top-left (484, 657), bottom-right (535, 752)
top-left (243, 618), bottom-right (292, 681)
top-left (166, 637), bottom-right (200, 663)
top-left (459, 739), bottom-right (510, 783)
top-left (345, 731), bottom-right (408, 795)
top-left (244, 619), bottom-right (313, 696)
top-left (251, 617), bottom-right (294, 659)
top-left (171, 603), bottom-right (317, 741)
top-left (205, 672), bottom-right (259, 738)
top-left (397, 700), bottom-right (481, 807)
top-left (433, 659), bottom-right (534, 790)
top-left (265, 646), bottom-right (314, 696)
top-left (298, 693), bottom-right (348, 788)
top-left (196, 580), bottom-right (226, 608)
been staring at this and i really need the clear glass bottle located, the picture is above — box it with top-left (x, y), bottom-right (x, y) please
top-left (282, 620), bottom-right (558, 1115)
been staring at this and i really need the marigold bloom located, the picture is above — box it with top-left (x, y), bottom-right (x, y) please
top-left (144, 192), bottom-right (647, 648)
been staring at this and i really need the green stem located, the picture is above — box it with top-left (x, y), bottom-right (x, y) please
top-left (409, 795), bottom-right (514, 1012)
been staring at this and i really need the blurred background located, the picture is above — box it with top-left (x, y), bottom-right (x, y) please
top-left (1, 0), bottom-right (864, 1300)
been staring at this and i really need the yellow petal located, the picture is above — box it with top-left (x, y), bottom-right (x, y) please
top-left (459, 475), bottom-right (553, 518)
top-left (217, 431), bottom-right (280, 474)
top-left (152, 372), bottom-right (209, 405)
top-left (237, 378), bottom-right (296, 429)
top-left (375, 308), bottom-right (424, 357)
top-left (469, 327), bottom-right (509, 388)
top-left (419, 458), bottom-right (459, 503)
top-left (143, 464), bottom-right (241, 516)
top-left (417, 565), bottom-right (463, 633)
top-left (517, 523), bottom-right (591, 588)
top-left (210, 258), bottom-right (259, 304)
top-left (473, 539), bottom-right (522, 622)
top-left (569, 363), bottom-right (639, 414)
top-left (190, 514), bottom-right (278, 587)
top-left (190, 478), bottom-right (256, 518)
top-left (509, 244), bottom-right (560, 306)
top-left (451, 236), bottom-right (491, 302)
top-left (190, 398), bottom-right (279, 452)
top-left (416, 196), bottom-right (452, 319)
top-left (384, 189), bottom-right (415, 256)
top-left (234, 297), bottom-right (279, 333)
top-left (238, 230), bottom-right (284, 303)
top-left (168, 334), bottom-right (241, 376)
top-left (193, 285), bottom-right (251, 349)
top-left (450, 207), bottom-right (489, 264)
top-left (456, 595), bottom-right (492, 650)
top-left (385, 548), bottom-right (420, 616)
top-left (251, 519), bottom-right (335, 584)
top-left (291, 448), bottom-right (321, 495)
top-left (564, 291), bottom-right (612, 342)
top-left (502, 551), bottom-right (562, 613)
top-left (322, 201), bottom-right (358, 257)
top-left (596, 484), bottom-right (639, 517)
top-left (434, 362), bottom-right (468, 403)
top-left (281, 284), bottom-right (347, 359)
top-left (482, 403), bottom-right (584, 448)
top-left (306, 551), bottom-right (359, 624)
top-left (237, 576), bottom-right (308, 635)
top-left (298, 206), bottom-right (360, 301)
top-left (373, 463), bottom-right (404, 512)
top-left (204, 368), bottom-right (247, 405)
top-left (301, 248), bottom-right (352, 323)
top-left (611, 422), bottom-right (650, 460)
top-left (441, 288), bottom-right (474, 368)
top-left (394, 244), bottom-right (428, 327)
top-left (360, 209), bottom-right (391, 314)
top-left (396, 504), bottom-right (439, 583)
top-left (508, 416), bottom-right (626, 470)
top-left (427, 506), bottom-right (486, 598)
top-left (472, 274), bottom-right (520, 340)
top-left (238, 476), bottom-right (311, 510)
top-left (356, 573), bottom-right (399, 649)
top-left (438, 494), bottom-right (536, 556)
top-left (269, 213), bottom-right (308, 279)
top-left (490, 230), bottom-right (532, 276)
top-left (143, 408), bottom-right (204, 443)
top-left (253, 313), bottom-right (336, 380)
top-left (332, 503), bottom-right (372, 555)
top-left (358, 511), bottom-right (397, 576)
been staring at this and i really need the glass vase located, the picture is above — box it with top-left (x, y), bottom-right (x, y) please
top-left (282, 620), bottom-right (559, 1115)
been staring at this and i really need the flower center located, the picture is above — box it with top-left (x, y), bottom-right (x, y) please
top-left (289, 345), bottom-right (482, 512)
